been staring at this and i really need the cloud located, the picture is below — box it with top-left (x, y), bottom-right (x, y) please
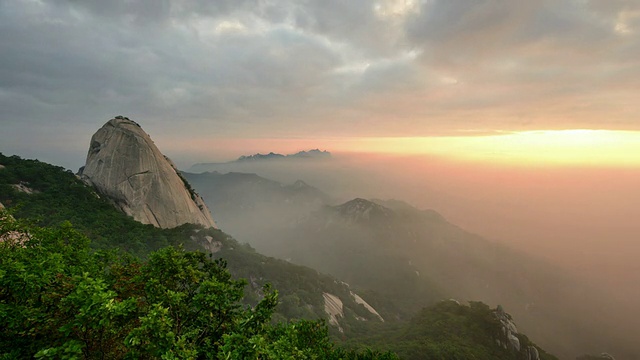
top-left (0, 1), bottom-right (343, 125)
top-left (397, 0), bottom-right (640, 129)
top-left (0, 0), bottom-right (639, 168)
top-left (405, 1), bottom-right (621, 65)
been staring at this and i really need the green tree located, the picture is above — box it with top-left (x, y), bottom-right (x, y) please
top-left (0, 212), bottom-right (396, 359)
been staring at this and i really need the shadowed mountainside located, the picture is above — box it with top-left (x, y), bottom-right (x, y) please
top-left (185, 170), bottom-right (634, 359)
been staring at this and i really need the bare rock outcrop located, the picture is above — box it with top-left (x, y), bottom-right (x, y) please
top-left (323, 293), bottom-right (344, 333)
top-left (495, 305), bottom-right (540, 360)
top-left (78, 117), bottom-right (216, 229)
top-left (351, 291), bottom-right (384, 322)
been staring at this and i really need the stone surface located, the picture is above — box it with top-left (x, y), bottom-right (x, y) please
top-left (351, 291), bottom-right (384, 322)
top-left (79, 117), bottom-right (216, 229)
top-left (525, 346), bottom-right (540, 360)
top-left (495, 305), bottom-right (540, 360)
top-left (323, 292), bottom-right (344, 333)
top-left (12, 183), bottom-right (38, 194)
top-left (0, 211), bottom-right (29, 246)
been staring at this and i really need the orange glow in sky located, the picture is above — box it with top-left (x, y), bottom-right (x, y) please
top-left (169, 130), bottom-right (640, 168)
top-left (346, 130), bottom-right (640, 167)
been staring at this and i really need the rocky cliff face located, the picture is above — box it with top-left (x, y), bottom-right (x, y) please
top-left (78, 117), bottom-right (216, 229)
top-left (495, 305), bottom-right (541, 360)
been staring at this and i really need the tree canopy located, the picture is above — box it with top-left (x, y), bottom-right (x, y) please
top-left (0, 213), bottom-right (396, 359)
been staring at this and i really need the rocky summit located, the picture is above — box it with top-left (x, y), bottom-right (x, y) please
top-left (78, 116), bottom-right (216, 229)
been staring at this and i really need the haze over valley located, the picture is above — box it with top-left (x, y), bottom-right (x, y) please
top-left (3, 117), bottom-right (638, 359)
top-left (183, 149), bottom-right (640, 359)
top-left (186, 150), bottom-right (640, 299)
top-left (2, 0), bottom-right (639, 359)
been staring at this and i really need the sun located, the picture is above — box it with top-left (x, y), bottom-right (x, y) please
top-left (348, 130), bottom-right (640, 167)
top-left (473, 129), bottom-right (640, 166)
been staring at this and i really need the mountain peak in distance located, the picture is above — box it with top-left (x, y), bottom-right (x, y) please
top-left (235, 149), bottom-right (331, 162)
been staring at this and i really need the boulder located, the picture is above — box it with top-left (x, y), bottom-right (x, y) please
top-left (79, 117), bottom-right (216, 229)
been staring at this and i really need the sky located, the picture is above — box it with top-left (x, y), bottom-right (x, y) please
top-left (1, 0), bottom-right (640, 169)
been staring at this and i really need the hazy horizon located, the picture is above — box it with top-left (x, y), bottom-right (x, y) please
top-left (2, 0), bottom-right (640, 169)
top-left (3, 137), bottom-right (639, 298)
top-left (2, 0), bottom-right (639, 357)
top-left (179, 148), bottom-right (640, 358)
top-left (173, 148), bottom-right (640, 287)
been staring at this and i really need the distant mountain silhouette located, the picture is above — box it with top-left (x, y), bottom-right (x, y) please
top-left (237, 149), bottom-right (331, 162)
top-left (189, 149), bottom-right (331, 173)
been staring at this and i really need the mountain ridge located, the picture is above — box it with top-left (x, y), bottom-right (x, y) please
top-left (189, 149), bottom-right (331, 173)
top-left (0, 153), bottom-right (564, 359)
top-left (0, 124), bottom-right (627, 359)
top-left (183, 170), bottom-right (630, 359)
top-left (236, 149), bottom-right (331, 162)
top-left (0, 152), bottom-right (386, 334)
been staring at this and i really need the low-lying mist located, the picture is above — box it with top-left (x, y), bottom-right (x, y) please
top-left (191, 153), bottom-right (640, 289)
top-left (185, 152), bottom-right (640, 359)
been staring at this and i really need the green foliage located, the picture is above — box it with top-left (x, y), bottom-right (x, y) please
top-left (0, 214), bottom-right (395, 359)
top-left (0, 216), bottom-right (120, 358)
top-left (0, 154), bottom-right (558, 359)
top-left (0, 153), bottom-right (384, 334)
top-left (209, 234), bottom-right (382, 326)
top-left (0, 153), bottom-right (187, 256)
top-left (176, 170), bottom-right (198, 202)
top-left (345, 300), bottom-right (558, 360)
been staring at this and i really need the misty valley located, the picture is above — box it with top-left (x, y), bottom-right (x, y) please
top-left (0, 118), bottom-right (635, 360)
top-left (3, 0), bottom-right (640, 358)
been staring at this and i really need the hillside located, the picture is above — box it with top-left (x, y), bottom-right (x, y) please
top-left (346, 301), bottom-right (559, 360)
top-left (0, 152), bottom-right (559, 359)
top-left (0, 212), bottom-right (399, 359)
top-left (0, 153), bottom-right (384, 331)
top-left (182, 171), bottom-right (330, 246)
top-left (277, 198), bottom-right (629, 358)
top-left (184, 170), bottom-right (630, 359)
